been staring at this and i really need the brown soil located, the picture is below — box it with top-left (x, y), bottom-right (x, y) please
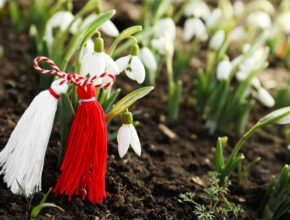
top-left (0, 4), bottom-right (290, 220)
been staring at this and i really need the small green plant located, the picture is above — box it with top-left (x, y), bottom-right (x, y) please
top-left (17, 181), bottom-right (64, 219)
top-left (213, 107), bottom-right (290, 183)
top-left (259, 165), bottom-right (290, 220)
top-left (179, 172), bottom-right (244, 220)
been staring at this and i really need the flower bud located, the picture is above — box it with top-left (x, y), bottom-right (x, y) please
top-left (209, 30), bottom-right (225, 50)
top-left (216, 60), bottom-right (232, 80)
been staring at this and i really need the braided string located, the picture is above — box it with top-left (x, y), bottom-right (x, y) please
top-left (33, 56), bottom-right (115, 88)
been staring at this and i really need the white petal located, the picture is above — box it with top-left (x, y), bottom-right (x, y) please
top-left (155, 18), bottom-right (176, 40)
top-left (236, 71), bottom-right (248, 81)
top-left (233, 1), bottom-right (244, 17)
top-left (209, 30), bottom-right (225, 50)
top-left (277, 115), bottom-right (290, 124)
top-left (216, 60), bottom-right (232, 80)
top-left (229, 26), bottom-right (246, 42)
top-left (151, 38), bottom-right (166, 55)
top-left (139, 47), bottom-right (157, 71)
top-left (80, 39), bottom-right (94, 61)
top-left (104, 54), bottom-right (119, 75)
top-left (0, 0), bottom-right (7, 8)
top-left (117, 125), bottom-right (131, 158)
top-left (100, 20), bottom-right (119, 37)
top-left (184, 1), bottom-right (210, 19)
top-left (206, 8), bottom-right (222, 28)
top-left (115, 56), bottom-right (130, 74)
top-left (276, 12), bottom-right (290, 34)
top-left (254, 87), bottom-right (275, 108)
top-left (247, 11), bottom-right (272, 29)
top-left (130, 56), bottom-right (146, 84)
top-left (129, 125), bottom-right (141, 156)
top-left (70, 18), bottom-right (82, 34)
top-left (80, 52), bottom-right (105, 76)
top-left (183, 18), bottom-right (196, 42)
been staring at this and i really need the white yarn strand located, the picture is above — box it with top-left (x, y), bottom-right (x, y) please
top-left (0, 80), bottom-right (67, 196)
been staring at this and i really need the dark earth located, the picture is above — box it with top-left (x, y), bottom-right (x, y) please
top-left (1, 1), bottom-right (290, 219)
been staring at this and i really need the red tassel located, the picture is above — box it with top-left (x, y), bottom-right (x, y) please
top-left (53, 85), bottom-right (107, 204)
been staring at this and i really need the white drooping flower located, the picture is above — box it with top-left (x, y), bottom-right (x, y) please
top-left (139, 46), bottom-right (157, 71)
top-left (155, 18), bottom-right (176, 41)
top-left (252, 86), bottom-right (275, 108)
top-left (216, 60), bottom-right (232, 80)
top-left (247, 11), bottom-right (272, 30)
top-left (236, 46), bottom-right (268, 81)
top-left (117, 111), bottom-right (141, 158)
top-left (229, 26), bottom-right (246, 42)
top-left (116, 44), bottom-right (145, 84)
top-left (45, 11), bottom-right (79, 47)
top-left (233, 1), bottom-right (245, 17)
top-left (209, 30), bottom-right (225, 50)
top-left (184, 0), bottom-right (210, 19)
top-left (206, 8), bottom-right (222, 28)
top-left (152, 33), bottom-right (175, 57)
top-left (275, 12), bottom-right (290, 34)
top-left (0, 0), bottom-right (7, 8)
top-left (184, 18), bottom-right (208, 42)
top-left (80, 37), bottom-right (119, 77)
top-left (82, 14), bottom-right (119, 37)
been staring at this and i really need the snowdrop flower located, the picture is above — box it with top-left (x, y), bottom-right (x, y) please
top-left (155, 18), bottom-right (176, 41)
top-left (229, 26), bottom-right (246, 42)
top-left (209, 30), bottom-right (225, 50)
top-left (184, 18), bottom-right (208, 42)
top-left (0, 0), bottom-right (7, 8)
top-left (152, 33), bottom-right (174, 57)
top-left (117, 111), bottom-right (141, 158)
top-left (139, 46), bottom-right (157, 71)
top-left (116, 44), bottom-right (145, 84)
top-left (233, 1), bottom-right (245, 17)
top-left (45, 11), bottom-right (78, 46)
top-left (184, 0), bottom-right (210, 19)
top-left (276, 12), bottom-right (290, 34)
top-left (252, 87), bottom-right (275, 108)
top-left (216, 60), bottom-right (232, 80)
top-left (206, 9), bottom-right (222, 28)
top-left (80, 37), bottom-right (119, 77)
top-left (82, 14), bottom-right (119, 37)
top-left (247, 11), bottom-right (272, 30)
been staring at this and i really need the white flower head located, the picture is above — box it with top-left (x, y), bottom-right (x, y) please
top-left (206, 8), bottom-right (222, 28)
top-left (45, 11), bottom-right (75, 47)
top-left (184, 0), bottom-right (210, 19)
top-left (151, 33), bottom-right (174, 57)
top-left (117, 111), bottom-right (141, 158)
top-left (247, 11), bottom-right (272, 30)
top-left (0, 0), bottom-right (7, 8)
top-left (276, 12), bottom-right (290, 34)
top-left (139, 46), bottom-right (157, 71)
top-left (80, 39), bottom-right (94, 61)
top-left (155, 18), bottom-right (176, 40)
top-left (216, 60), bottom-right (232, 80)
top-left (116, 44), bottom-right (145, 84)
top-left (252, 87), bottom-right (275, 108)
top-left (229, 26), bottom-right (246, 42)
top-left (233, 1), bottom-right (245, 17)
top-left (80, 37), bottom-right (119, 78)
top-left (184, 18), bottom-right (208, 42)
top-left (209, 30), bottom-right (225, 50)
top-left (82, 14), bottom-right (119, 37)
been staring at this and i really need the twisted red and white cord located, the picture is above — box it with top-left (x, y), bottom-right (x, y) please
top-left (33, 56), bottom-right (116, 88)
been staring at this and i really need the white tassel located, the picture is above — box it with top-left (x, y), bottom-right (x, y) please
top-left (0, 79), bottom-right (68, 196)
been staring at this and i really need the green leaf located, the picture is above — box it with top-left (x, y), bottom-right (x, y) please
top-left (58, 93), bottom-right (75, 167)
top-left (106, 86), bottom-right (154, 122)
top-left (277, 165), bottom-right (289, 193)
top-left (102, 89), bottom-right (121, 114)
top-left (108, 25), bottom-right (143, 56)
top-left (213, 137), bottom-right (227, 173)
top-left (31, 203), bottom-right (64, 218)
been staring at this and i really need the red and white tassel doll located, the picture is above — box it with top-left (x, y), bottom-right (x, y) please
top-left (53, 85), bottom-right (107, 203)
